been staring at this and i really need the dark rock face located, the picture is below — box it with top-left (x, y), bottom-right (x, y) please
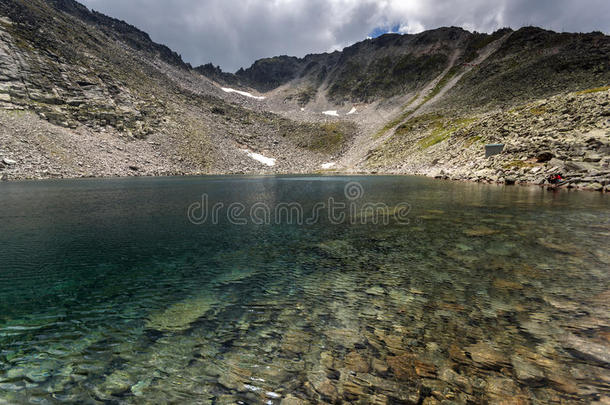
top-left (233, 27), bottom-right (476, 102)
top-left (536, 151), bottom-right (554, 162)
top-left (236, 55), bottom-right (304, 92)
top-left (0, 0), bottom-right (167, 138)
top-left (193, 63), bottom-right (238, 85)
top-left (440, 27), bottom-right (610, 109)
top-left (46, 0), bottom-right (188, 69)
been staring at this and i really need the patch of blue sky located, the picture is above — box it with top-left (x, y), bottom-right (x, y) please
top-left (368, 24), bottom-right (402, 38)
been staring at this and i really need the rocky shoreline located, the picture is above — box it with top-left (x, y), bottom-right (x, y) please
top-left (2, 166), bottom-right (608, 194)
top-left (363, 89), bottom-right (610, 192)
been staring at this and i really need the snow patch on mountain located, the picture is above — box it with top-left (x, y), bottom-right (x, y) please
top-left (221, 87), bottom-right (266, 100)
top-left (241, 149), bottom-right (276, 166)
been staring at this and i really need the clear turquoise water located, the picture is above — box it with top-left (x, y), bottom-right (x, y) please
top-left (0, 176), bottom-right (608, 404)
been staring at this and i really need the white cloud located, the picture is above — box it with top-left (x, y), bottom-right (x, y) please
top-left (398, 22), bottom-right (425, 34)
top-left (79, 0), bottom-right (609, 72)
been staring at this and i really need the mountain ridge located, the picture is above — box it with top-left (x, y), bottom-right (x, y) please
top-left (0, 0), bottom-right (609, 191)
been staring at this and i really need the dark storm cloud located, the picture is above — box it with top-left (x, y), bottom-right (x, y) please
top-left (79, 0), bottom-right (609, 72)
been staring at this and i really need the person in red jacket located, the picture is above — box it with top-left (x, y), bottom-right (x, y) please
top-left (548, 173), bottom-right (564, 184)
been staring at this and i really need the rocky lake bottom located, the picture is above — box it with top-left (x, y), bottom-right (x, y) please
top-left (0, 175), bottom-right (608, 404)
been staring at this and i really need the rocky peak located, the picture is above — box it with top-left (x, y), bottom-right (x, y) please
top-left (235, 55), bottom-right (305, 92)
top-left (45, 0), bottom-right (188, 69)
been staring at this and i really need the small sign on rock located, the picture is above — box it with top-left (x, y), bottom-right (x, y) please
top-left (485, 144), bottom-right (504, 158)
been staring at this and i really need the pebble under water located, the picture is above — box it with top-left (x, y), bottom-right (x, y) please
top-left (0, 175), bottom-right (608, 404)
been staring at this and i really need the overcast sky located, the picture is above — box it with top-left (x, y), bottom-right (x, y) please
top-left (80, 0), bottom-right (609, 72)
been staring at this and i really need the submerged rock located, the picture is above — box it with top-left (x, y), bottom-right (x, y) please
top-left (345, 351), bottom-right (370, 373)
top-left (372, 357), bottom-right (389, 375)
top-left (561, 333), bottom-right (610, 366)
top-left (465, 342), bottom-right (510, 370)
top-left (316, 240), bottom-right (357, 259)
top-left (365, 286), bottom-right (385, 296)
top-left (308, 372), bottom-right (338, 401)
top-left (146, 295), bottom-right (216, 332)
top-left (386, 354), bottom-right (420, 380)
top-left (96, 370), bottom-right (135, 399)
top-left (281, 329), bottom-right (312, 354)
top-left (413, 359), bottom-right (437, 378)
top-left (511, 355), bottom-right (546, 385)
top-left (439, 368), bottom-right (473, 394)
top-left (493, 278), bottom-right (523, 290)
top-left (281, 394), bottom-right (311, 405)
top-left (485, 376), bottom-right (527, 403)
top-left (212, 267), bottom-right (256, 285)
top-left (463, 227), bottom-right (499, 237)
top-left (325, 328), bottom-right (365, 347)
